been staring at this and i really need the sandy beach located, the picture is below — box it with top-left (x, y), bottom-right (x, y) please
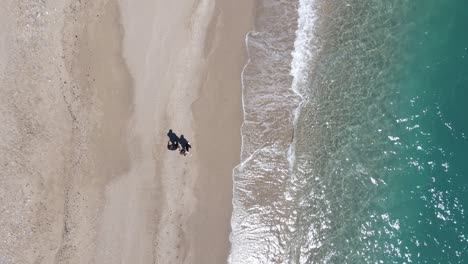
top-left (0, 0), bottom-right (253, 263)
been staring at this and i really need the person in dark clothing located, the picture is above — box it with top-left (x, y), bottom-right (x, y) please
top-left (179, 135), bottom-right (192, 156)
top-left (167, 129), bottom-right (180, 151)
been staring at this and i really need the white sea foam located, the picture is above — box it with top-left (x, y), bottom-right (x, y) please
top-left (291, 0), bottom-right (318, 96)
top-left (288, 0), bottom-right (318, 183)
top-left (230, 0), bottom-right (319, 262)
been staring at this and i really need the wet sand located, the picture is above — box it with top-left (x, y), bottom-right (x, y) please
top-left (0, 0), bottom-right (253, 263)
top-left (191, 0), bottom-right (254, 262)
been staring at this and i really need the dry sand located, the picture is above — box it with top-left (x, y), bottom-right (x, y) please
top-left (0, 0), bottom-right (253, 263)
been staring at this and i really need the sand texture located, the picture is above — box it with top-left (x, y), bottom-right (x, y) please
top-left (0, 0), bottom-right (253, 263)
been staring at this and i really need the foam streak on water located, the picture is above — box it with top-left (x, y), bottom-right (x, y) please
top-left (288, 0), bottom-right (318, 174)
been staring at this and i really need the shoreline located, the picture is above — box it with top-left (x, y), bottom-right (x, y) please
top-left (191, 0), bottom-right (255, 262)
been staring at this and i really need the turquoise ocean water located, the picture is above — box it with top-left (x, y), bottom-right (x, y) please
top-left (230, 0), bottom-right (468, 263)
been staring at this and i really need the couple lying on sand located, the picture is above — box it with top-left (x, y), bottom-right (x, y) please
top-left (167, 129), bottom-right (192, 156)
